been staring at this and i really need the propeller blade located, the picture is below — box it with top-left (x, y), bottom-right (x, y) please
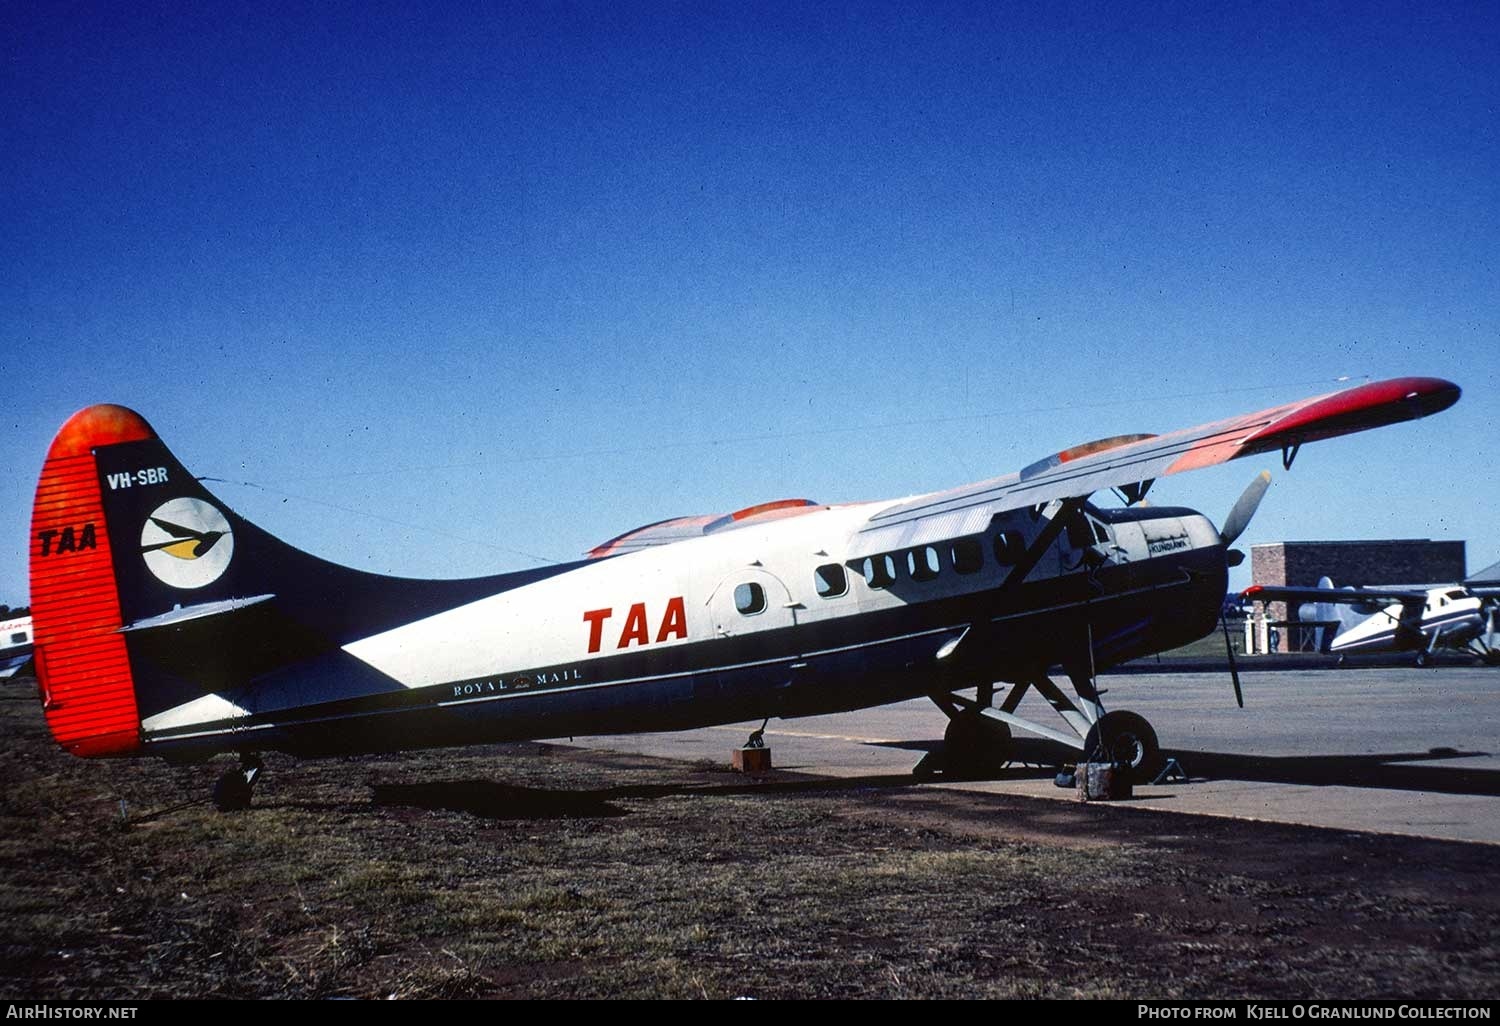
top-left (1220, 470), bottom-right (1273, 546)
top-left (1221, 614), bottom-right (1244, 708)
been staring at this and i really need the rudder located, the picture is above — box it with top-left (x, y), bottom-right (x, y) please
top-left (30, 405), bottom-right (155, 757)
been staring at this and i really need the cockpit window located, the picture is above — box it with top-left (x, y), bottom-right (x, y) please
top-left (1065, 511), bottom-right (1095, 549)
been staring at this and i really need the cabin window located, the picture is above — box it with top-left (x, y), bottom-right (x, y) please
top-left (907, 546), bottom-right (940, 581)
top-left (734, 582), bottom-right (766, 615)
top-left (9, 632), bottom-right (24, 644)
top-left (860, 554), bottom-right (898, 589)
top-left (815, 563), bottom-right (847, 598)
top-left (950, 538), bottom-right (983, 575)
top-left (992, 530), bottom-right (1025, 565)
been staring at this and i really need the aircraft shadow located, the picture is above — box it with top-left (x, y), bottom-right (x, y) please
top-left (1162, 747), bottom-right (1500, 797)
top-left (878, 738), bottom-right (1500, 797)
top-left (371, 780), bottom-right (631, 820)
top-left (360, 739), bottom-right (1499, 821)
top-left (369, 773), bottom-right (932, 821)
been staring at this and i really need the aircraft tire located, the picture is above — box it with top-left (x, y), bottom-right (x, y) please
top-left (212, 769), bottom-right (253, 812)
top-left (942, 713), bottom-right (1011, 778)
top-left (1083, 710), bottom-right (1164, 784)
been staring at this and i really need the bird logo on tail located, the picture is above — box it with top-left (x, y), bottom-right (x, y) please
top-left (139, 498), bottom-right (234, 588)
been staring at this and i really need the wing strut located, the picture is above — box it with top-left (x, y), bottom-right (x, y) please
top-left (1115, 479), bottom-right (1153, 506)
top-left (1002, 498), bottom-right (1085, 590)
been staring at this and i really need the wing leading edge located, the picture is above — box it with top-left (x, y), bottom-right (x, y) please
top-left (848, 376), bottom-right (1460, 558)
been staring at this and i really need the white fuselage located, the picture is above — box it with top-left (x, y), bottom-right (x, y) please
top-left (0, 616), bottom-right (32, 678)
top-left (1329, 588), bottom-right (1487, 655)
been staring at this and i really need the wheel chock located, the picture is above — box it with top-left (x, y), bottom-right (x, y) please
top-left (1151, 757), bottom-right (1189, 784)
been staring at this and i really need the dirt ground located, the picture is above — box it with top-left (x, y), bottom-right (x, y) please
top-left (2, 681), bottom-right (1497, 1000)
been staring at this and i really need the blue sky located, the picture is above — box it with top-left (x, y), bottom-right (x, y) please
top-left (4, 1), bottom-right (1497, 607)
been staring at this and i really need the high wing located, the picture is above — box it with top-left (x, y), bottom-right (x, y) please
top-left (848, 376), bottom-right (1460, 558)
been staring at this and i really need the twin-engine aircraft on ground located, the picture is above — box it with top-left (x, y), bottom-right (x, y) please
top-left (1243, 578), bottom-right (1499, 665)
top-left (28, 377), bottom-right (1459, 808)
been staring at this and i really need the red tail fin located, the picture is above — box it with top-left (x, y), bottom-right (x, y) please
top-left (29, 405), bottom-right (155, 757)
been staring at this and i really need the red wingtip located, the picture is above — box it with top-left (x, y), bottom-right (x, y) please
top-left (47, 404), bottom-right (156, 460)
top-left (1244, 377), bottom-right (1460, 451)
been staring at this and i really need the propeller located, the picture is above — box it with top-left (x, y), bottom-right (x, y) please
top-left (1216, 471), bottom-right (1269, 708)
top-left (1221, 611), bottom-right (1244, 708)
top-left (1220, 470), bottom-right (1273, 547)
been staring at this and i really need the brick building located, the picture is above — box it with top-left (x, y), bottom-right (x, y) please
top-left (1249, 540), bottom-right (1467, 652)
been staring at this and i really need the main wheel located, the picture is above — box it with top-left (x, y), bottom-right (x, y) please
top-left (1082, 710), bottom-right (1164, 784)
top-left (942, 712), bottom-right (1012, 778)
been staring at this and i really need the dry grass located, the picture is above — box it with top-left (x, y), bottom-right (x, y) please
top-left (2, 682), bottom-right (1497, 999)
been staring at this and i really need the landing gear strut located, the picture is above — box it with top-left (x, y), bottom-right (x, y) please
top-left (931, 671), bottom-right (1165, 784)
top-left (212, 753), bottom-right (263, 812)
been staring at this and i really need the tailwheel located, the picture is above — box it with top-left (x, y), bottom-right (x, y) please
top-left (1082, 710), bottom-right (1163, 784)
top-left (942, 712), bottom-right (1012, 779)
top-left (212, 753), bottom-right (263, 812)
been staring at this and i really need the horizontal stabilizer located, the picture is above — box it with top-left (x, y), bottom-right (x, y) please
top-left (0, 654), bottom-right (34, 679)
top-left (120, 595), bottom-right (276, 633)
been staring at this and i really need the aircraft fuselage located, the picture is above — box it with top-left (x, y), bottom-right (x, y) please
top-left (1328, 590), bottom-right (1487, 655)
top-left (139, 500), bottom-right (1228, 760)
